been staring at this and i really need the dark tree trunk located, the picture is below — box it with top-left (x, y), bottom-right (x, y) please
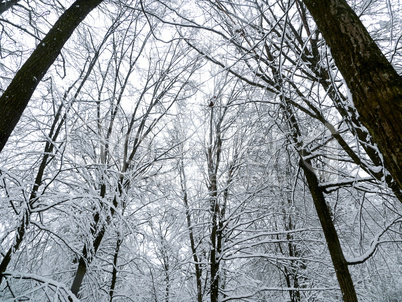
top-left (302, 0), bottom-right (402, 191)
top-left (0, 211), bottom-right (26, 284)
top-left (0, 102), bottom-right (67, 284)
top-left (109, 238), bottom-right (122, 302)
top-left (70, 248), bottom-right (90, 298)
top-left (182, 187), bottom-right (203, 302)
top-left (0, 0), bottom-right (19, 15)
top-left (0, 0), bottom-right (104, 153)
top-left (70, 183), bottom-right (110, 297)
top-left (300, 159), bottom-right (357, 302)
top-left (209, 180), bottom-right (220, 302)
top-left (70, 223), bottom-right (107, 296)
top-left (207, 106), bottom-right (222, 302)
top-left (283, 102), bottom-right (358, 302)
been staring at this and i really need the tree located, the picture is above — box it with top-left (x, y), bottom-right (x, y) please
top-left (0, 0), bottom-right (20, 15)
top-left (302, 0), bottom-right (402, 191)
top-left (0, 0), bottom-right (104, 153)
top-left (167, 0), bottom-right (401, 299)
top-left (1, 0), bottom-right (401, 301)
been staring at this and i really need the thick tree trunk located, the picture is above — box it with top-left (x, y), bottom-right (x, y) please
top-left (0, 0), bottom-right (19, 15)
top-left (302, 0), bottom-right (402, 190)
top-left (0, 0), bottom-right (104, 153)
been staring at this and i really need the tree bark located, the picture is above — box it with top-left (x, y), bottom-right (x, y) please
top-left (207, 106), bottom-right (223, 302)
top-left (302, 0), bottom-right (402, 190)
top-left (70, 183), bottom-right (110, 297)
top-left (181, 183), bottom-right (203, 302)
top-left (300, 158), bottom-right (357, 302)
top-left (283, 101), bottom-right (358, 302)
top-left (0, 0), bottom-right (19, 15)
top-left (0, 0), bottom-right (104, 153)
top-left (109, 238), bottom-right (122, 302)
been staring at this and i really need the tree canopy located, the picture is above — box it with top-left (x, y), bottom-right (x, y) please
top-left (0, 0), bottom-right (401, 301)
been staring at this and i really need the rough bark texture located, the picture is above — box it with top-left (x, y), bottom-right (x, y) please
top-left (302, 0), bottom-right (402, 190)
top-left (0, 0), bottom-right (104, 153)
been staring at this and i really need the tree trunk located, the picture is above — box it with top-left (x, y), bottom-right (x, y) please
top-left (0, 102), bottom-right (66, 284)
top-left (0, 0), bottom-right (19, 15)
top-left (300, 158), bottom-right (357, 302)
top-left (0, 211), bottom-right (26, 284)
top-left (0, 0), bottom-right (104, 153)
top-left (70, 190), bottom-right (111, 297)
top-left (109, 238), bottom-right (122, 302)
top-left (207, 105), bottom-right (223, 302)
top-left (182, 183), bottom-right (203, 302)
top-left (302, 0), bottom-right (402, 191)
top-left (283, 101), bottom-right (358, 302)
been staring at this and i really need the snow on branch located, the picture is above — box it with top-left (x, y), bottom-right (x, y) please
top-left (346, 217), bottom-right (402, 265)
top-left (1, 272), bottom-right (80, 301)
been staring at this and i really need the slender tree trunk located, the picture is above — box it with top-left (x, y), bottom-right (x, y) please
top-left (0, 102), bottom-right (67, 284)
top-left (209, 181), bottom-right (220, 302)
top-left (163, 259), bottom-right (170, 302)
top-left (259, 21), bottom-right (358, 299)
top-left (109, 238), bottom-right (122, 302)
top-left (181, 180), bottom-right (203, 302)
top-left (0, 0), bottom-right (104, 153)
top-left (70, 183), bottom-right (110, 296)
top-left (285, 212), bottom-right (301, 302)
top-left (70, 225), bottom-right (106, 297)
top-left (300, 159), bottom-right (357, 302)
top-left (302, 0), bottom-right (402, 191)
top-left (0, 211), bottom-right (26, 284)
top-left (207, 105), bottom-right (222, 302)
top-left (283, 102), bottom-right (358, 302)
top-left (70, 248), bottom-right (90, 298)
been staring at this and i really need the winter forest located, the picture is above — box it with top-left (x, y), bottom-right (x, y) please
top-left (0, 0), bottom-right (401, 301)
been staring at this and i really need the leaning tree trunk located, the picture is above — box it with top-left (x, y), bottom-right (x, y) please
top-left (302, 0), bottom-right (402, 191)
top-left (0, 0), bottom-right (104, 153)
top-left (300, 158), bottom-right (357, 302)
top-left (283, 100), bottom-right (358, 302)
